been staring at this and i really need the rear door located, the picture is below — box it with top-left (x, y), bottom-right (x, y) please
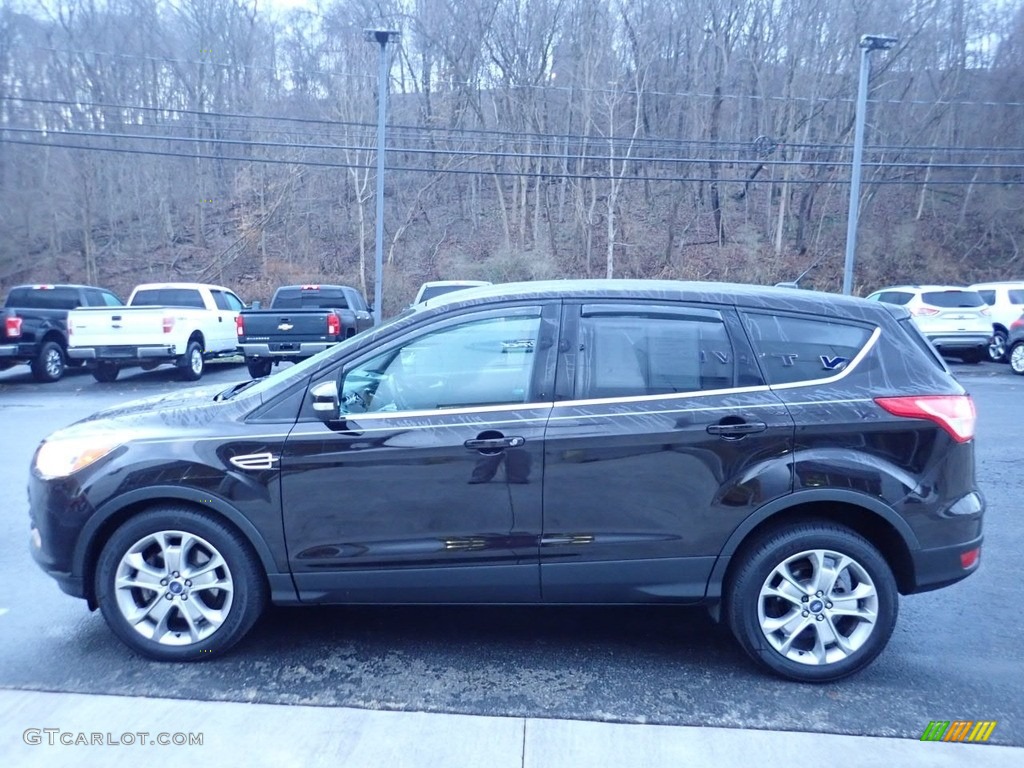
top-left (540, 301), bottom-right (794, 603)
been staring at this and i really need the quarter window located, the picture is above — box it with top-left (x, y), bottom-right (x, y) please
top-left (744, 313), bottom-right (873, 385)
top-left (340, 314), bottom-right (542, 413)
top-left (575, 313), bottom-right (735, 399)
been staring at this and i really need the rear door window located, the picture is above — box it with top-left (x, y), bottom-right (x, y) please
top-left (976, 290), bottom-right (996, 305)
top-left (743, 313), bottom-right (874, 385)
top-left (573, 307), bottom-right (739, 399)
top-left (1009, 290), bottom-right (1024, 305)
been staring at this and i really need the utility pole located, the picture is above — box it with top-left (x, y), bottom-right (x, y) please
top-left (842, 34), bottom-right (898, 296)
top-left (364, 29), bottom-right (400, 324)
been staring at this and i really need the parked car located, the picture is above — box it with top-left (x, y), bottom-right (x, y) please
top-left (67, 282), bottom-right (245, 382)
top-left (413, 280), bottom-right (492, 304)
top-left (29, 280), bottom-right (983, 682)
top-left (0, 284), bottom-right (123, 382)
top-left (865, 285), bottom-right (991, 363)
top-left (236, 284), bottom-right (374, 379)
top-left (968, 281), bottom-right (1024, 362)
top-left (1005, 311), bottom-right (1024, 375)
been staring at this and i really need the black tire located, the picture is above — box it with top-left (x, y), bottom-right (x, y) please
top-left (988, 328), bottom-right (1008, 363)
top-left (246, 358), bottom-right (273, 379)
top-left (92, 361), bottom-right (120, 383)
top-left (179, 340), bottom-right (205, 381)
top-left (31, 341), bottom-right (65, 383)
top-left (1010, 342), bottom-right (1024, 376)
top-left (726, 522), bottom-right (898, 682)
top-left (94, 505), bottom-right (266, 661)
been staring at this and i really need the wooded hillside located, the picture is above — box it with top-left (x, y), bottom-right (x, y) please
top-left (2, 0), bottom-right (1023, 311)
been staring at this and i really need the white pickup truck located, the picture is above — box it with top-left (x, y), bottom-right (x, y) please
top-left (67, 282), bottom-right (246, 382)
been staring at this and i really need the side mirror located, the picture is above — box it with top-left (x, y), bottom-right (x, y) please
top-left (310, 381), bottom-right (340, 421)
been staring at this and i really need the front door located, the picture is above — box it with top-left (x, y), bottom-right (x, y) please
top-left (281, 303), bottom-right (559, 603)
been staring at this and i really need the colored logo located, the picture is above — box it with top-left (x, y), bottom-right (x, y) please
top-left (920, 720), bottom-right (997, 743)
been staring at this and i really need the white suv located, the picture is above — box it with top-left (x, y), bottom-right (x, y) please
top-left (968, 281), bottom-right (1024, 361)
top-left (866, 285), bottom-right (992, 363)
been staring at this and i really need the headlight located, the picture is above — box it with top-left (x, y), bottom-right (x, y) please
top-left (34, 437), bottom-right (123, 479)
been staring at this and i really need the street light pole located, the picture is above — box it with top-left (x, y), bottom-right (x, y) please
top-left (842, 34), bottom-right (897, 296)
top-left (365, 28), bottom-right (400, 325)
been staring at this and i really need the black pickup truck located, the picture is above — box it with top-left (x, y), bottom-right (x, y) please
top-left (236, 284), bottom-right (374, 378)
top-left (1, 284), bottom-right (123, 382)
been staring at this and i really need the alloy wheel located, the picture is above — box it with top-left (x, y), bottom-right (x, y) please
top-left (1011, 343), bottom-right (1024, 375)
top-left (113, 530), bottom-right (234, 646)
top-left (757, 548), bottom-right (878, 666)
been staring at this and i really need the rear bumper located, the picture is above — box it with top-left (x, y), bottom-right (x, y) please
top-left (0, 343), bottom-right (29, 361)
top-left (925, 334), bottom-right (990, 353)
top-left (906, 534), bottom-right (983, 593)
top-left (240, 342), bottom-right (333, 358)
top-left (69, 345), bottom-right (177, 361)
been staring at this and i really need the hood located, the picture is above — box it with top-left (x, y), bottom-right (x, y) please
top-left (48, 383), bottom-right (257, 443)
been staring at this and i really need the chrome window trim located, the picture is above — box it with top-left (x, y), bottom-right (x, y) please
top-left (767, 326), bottom-right (880, 390)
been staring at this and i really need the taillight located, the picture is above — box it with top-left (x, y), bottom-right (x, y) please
top-left (5, 315), bottom-right (23, 338)
top-left (1012, 317), bottom-right (1024, 331)
top-left (912, 306), bottom-right (940, 316)
top-left (162, 316), bottom-right (175, 334)
top-left (980, 308), bottom-right (992, 316)
top-left (874, 395), bottom-right (976, 443)
top-left (236, 315), bottom-right (245, 337)
top-left (327, 314), bottom-right (341, 336)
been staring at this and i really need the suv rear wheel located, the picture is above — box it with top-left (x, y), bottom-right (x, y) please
top-left (727, 523), bottom-right (897, 682)
top-left (989, 329), bottom-right (1008, 363)
top-left (94, 506), bottom-right (266, 661)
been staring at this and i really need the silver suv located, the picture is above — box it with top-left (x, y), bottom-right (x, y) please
top-left (969, 281), bottom-right (1024, 362)
top-left (866, 285), bottom-right (992, 363)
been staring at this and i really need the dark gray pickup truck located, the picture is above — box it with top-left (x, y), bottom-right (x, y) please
top-left (1, 284), bottom-right (123, 382)
top-left (236, 284), bottom-right (374, 378)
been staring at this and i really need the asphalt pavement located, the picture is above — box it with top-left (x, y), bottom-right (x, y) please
top-left (1, 358), bottom-right (1022, 765)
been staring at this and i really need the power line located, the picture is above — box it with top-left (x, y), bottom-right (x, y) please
top-left (6, 125), bottom-right (1024, 174)
top-left (3, 135), bottom-right (1021, 186)
top-left (5, 94), bottom-right (1024, 161)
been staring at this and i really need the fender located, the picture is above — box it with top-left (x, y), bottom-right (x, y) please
top-left (704, 488), bottom-right (921, 599)
top-left (73, 485), bottom-right (296, 601)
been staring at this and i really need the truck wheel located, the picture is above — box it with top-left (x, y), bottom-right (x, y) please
top-left (246, 359), bottom-right (272, 379)
top-left (180, 341), bottom-right (205, 381)
top-left (92, 361), bottom-right (120, 383)
top-left (31, 341), bottom-right (65, 383)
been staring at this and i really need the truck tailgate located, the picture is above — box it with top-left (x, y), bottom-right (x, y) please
top-left (241, 311), bottom-right (335, 344)
top-left (68, 307), bottom-right (173, 348)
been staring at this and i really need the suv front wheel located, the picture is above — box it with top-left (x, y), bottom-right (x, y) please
top-left (95, 506), bottom-right (266, 661)
top-left (727, 523), bottom-right (898, 682)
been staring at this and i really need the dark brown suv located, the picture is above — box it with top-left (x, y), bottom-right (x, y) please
top-left (28, 280), bottom-right (984, 681)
